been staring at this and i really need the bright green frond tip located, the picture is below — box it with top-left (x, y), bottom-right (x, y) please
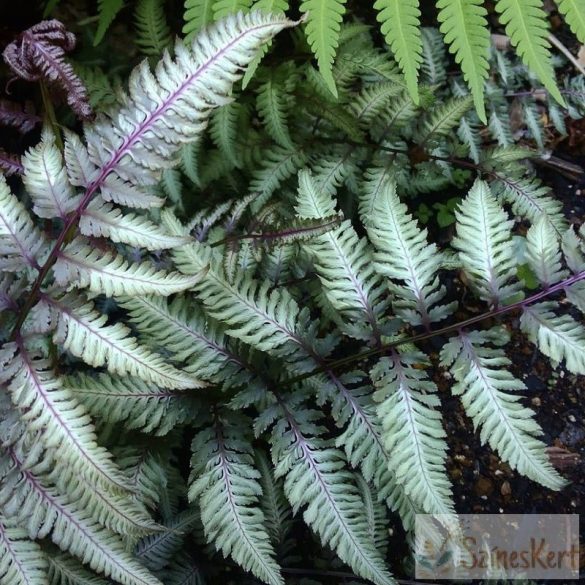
top-left (183, 0), bottom-right (215, 39)
top-left (495, 0), bottom-right (565, 107)
top-left (213, 0), bottom-right (254, 20)
top-left (374, 0), bottom-right (422, 104)
top-left (301, 0), bottom-right (348, 98)
top-left (557, 0), bottom-right (585, 43)
top-left (95, 0), bottom-right (125, 46)
top-left (437, 0), bottom-right (490, 123)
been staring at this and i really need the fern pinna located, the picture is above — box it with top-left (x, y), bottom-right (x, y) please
top-left (1, 8), bottom-right (585, 585)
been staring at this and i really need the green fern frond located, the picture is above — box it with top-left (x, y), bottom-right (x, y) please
top-left (189, 414), bottom-right (283, 585)
top-left (95, 0), bottom-right (125, 46)
top-left (243, 0), bottom-right (291, 87)
top-left (494, 0), bottom-right (565, 105)
top-left (158, 553), bottom-right (205, 585)
top-left (437, 0), bottom-right (490, 122)
top-left (249, 146), bottom-right (308, 210)
top-left (556, 0), bottom-right (585, 42)
top-left (182, 0), bottom-right (215, 39)
top-left (374, 0), bottom-right (422, 103)
top-left (441, 328), bottom-right (566, 490)
top-left (213, 0), bottom-right (253, 20)
top-left (351, 82), bottom-right (404, 127)
top-left (300, 0), bottom-right (348, 97)
top-left (135, 509), bottom-right (200, 571)
top-left (257, 66), bottom-right (296, 148)
top-left (521, 302), bottom-right (585, 375)
top-left (414, 95), bottom-right (473, 145)
top-left (210, 101), bottom-right (243, 167)
top-left (135, 0), bottom-right (172, 56)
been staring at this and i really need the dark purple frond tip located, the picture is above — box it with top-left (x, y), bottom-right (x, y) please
top-left (0, 149), bottom-right (24, 176)
top-left (2, 19), bottom-right (93, 121)
top-left (0, 100), bottom-right (41, 133)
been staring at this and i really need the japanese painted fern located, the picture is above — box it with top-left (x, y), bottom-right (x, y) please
top-left (1, 9), bottom-right (585, 585)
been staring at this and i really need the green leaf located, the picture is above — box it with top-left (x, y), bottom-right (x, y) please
top-left (183, 0), bottom-right (215, 39)
top-left (300, 0), bottom-right (348, 97)
top-left (437, 0), bottom-right (490, 123)
top-left (374, 0), bottom-right (422, 104)
top-left (94, 0), bottom-right (125, 46)
top-left (213, 0), bottom-right (253, 20)
top-left (557, 0), bottom-right (585, 42)
top-left (135, 0), bottom-right (172, 56)
top-left (494, 0), bottom-right (565, 106)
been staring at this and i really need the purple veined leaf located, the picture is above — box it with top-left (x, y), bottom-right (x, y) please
top-left (2, 19), bottom-right (93, 121)
top-left (0, 100), bottom-right (41, 133)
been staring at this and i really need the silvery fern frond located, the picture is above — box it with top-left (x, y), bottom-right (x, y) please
top-left (521, 302), bottom-right (585, 375)
top-left (121, 295), bottom-right (249, 387)
top-left (270, 403), bottom-right (395, 585)
top-left (365, 180), bottom-right (455, 327)
top-left (1, 343), bottom-right (130, 494)
top-left (86, 12), bottom-right (295, 191)
top-left (0, 448), bottom-right (161, 585)
top-left (295, 170), bottom-right (385, 340)
top-left (371, 351), bottom-right (454, 516)
top-left (63, 373), bottom-right (189, 436)
top-left (489, 174), bottom-right (567, 232)
top-left (53, 238), bottom-right (204, 297)
top-left (50, 294), bottom-right (204, 389)
top-left (0, 177), bottom-right (47, 272)
top-left (80, 199), bottom-right (190, 251)
top-left (189, 414), bottom-right (283, 585)
top-left (254, 449), bottom-right (292, 550)
top-left (525, 216), bottom-right (567, 287)
top-left (0, 515), bottom-right (47, 585)
top-left (22, 131), bottom-right (81, 220)
top-left (453, 179), bottom-right (521, 306)
top-left (440, 327), bottom-right (566, 490)
top-left (47, 552), bottom-right (111, 585)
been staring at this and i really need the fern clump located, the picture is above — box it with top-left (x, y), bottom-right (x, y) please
top-left (1, 5), bottom-right (584, 585)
